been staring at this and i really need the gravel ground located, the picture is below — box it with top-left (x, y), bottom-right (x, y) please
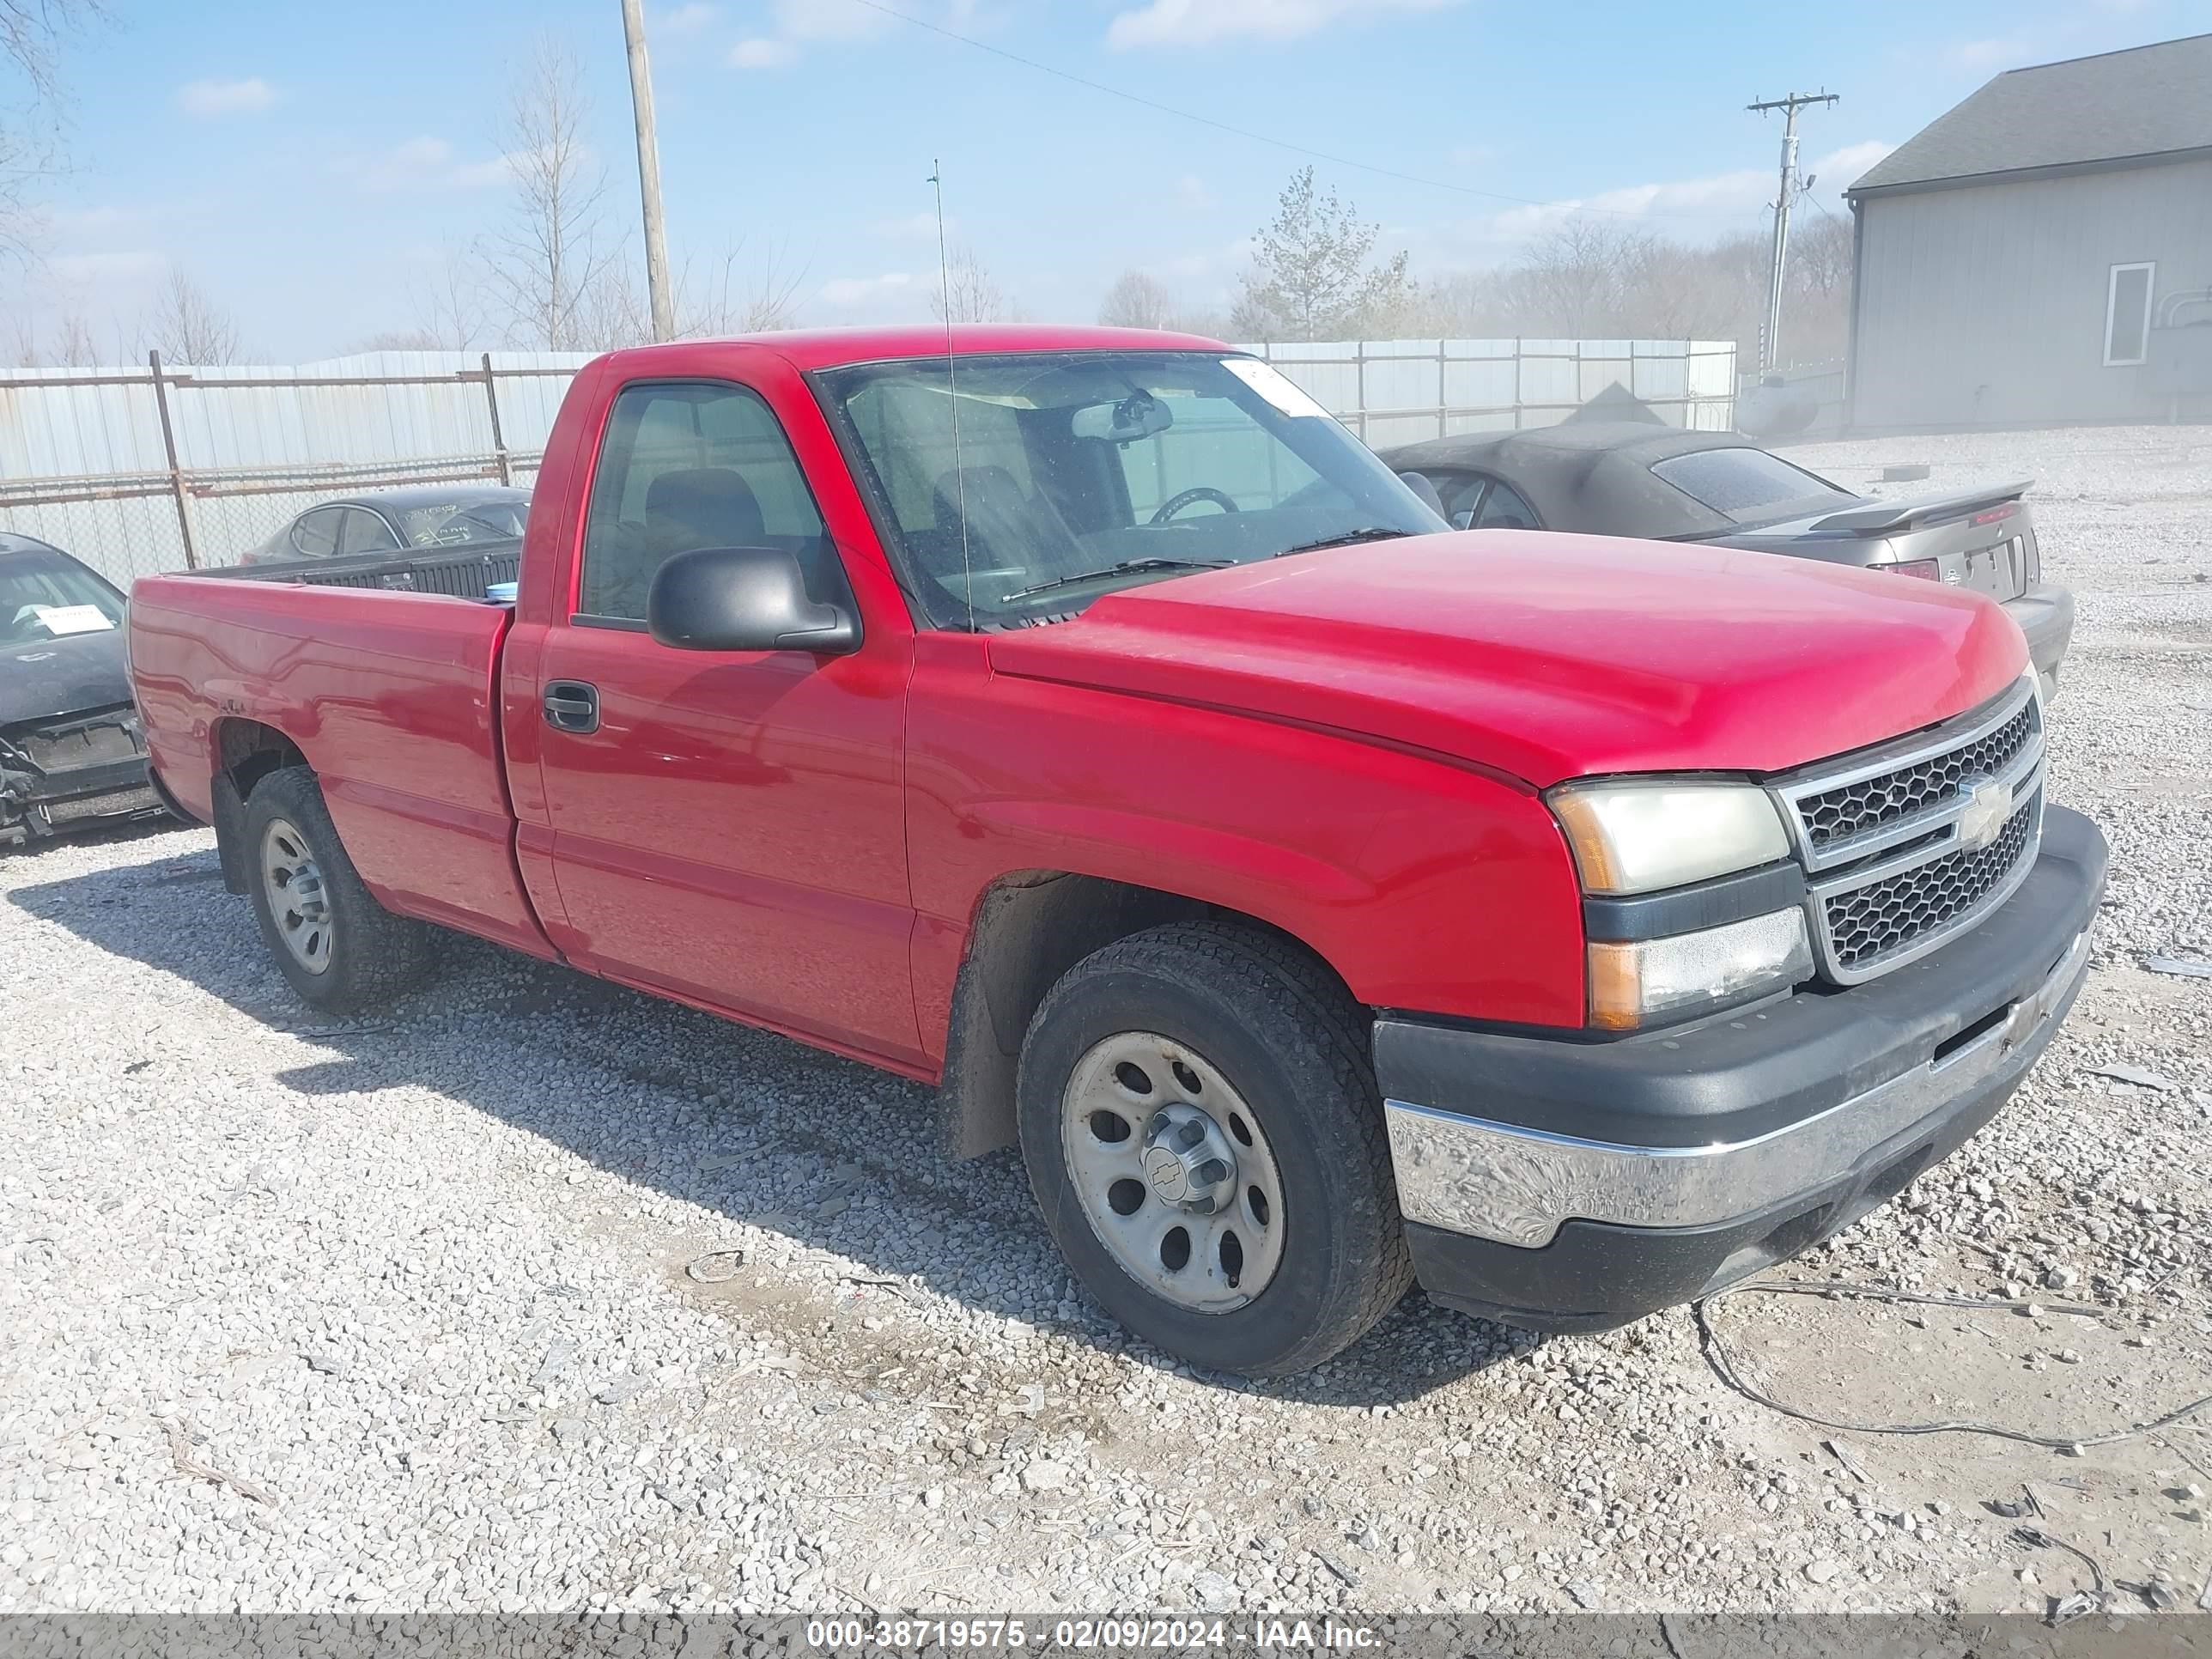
top-left (3, 423), bottom-right (2209, 1618)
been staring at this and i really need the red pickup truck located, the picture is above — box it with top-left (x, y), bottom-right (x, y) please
top-left (129, 325), bottom-right (2106, 1376)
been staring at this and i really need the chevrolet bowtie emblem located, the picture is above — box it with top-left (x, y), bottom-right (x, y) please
top-left (1956, 775), bottom-right (2013, 852)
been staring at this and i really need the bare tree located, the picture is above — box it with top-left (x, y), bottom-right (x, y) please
top-left (2, 0), bottom-right (108, 263)
top-left (1234, 167), bottom-right (1411, 342)
top-left (407, 242), bottom-right (491, 350)
top-left (140, 265), bottom-right (240, 364)
top-left (930, 245), bottom-right (1011, 325)
top-left (673, 245), bottom-right (806, 335)
top-left (479, 39), bottom-right (616, 350)
top-left (1097, 269), bottom-right (1176, 330)
top-left (351, 329), bottom-right (448, 352)
top-left (567, 244), bottom-right (808, 350)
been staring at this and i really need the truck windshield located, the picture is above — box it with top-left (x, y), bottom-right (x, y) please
top-left (815, 350), bottom-right (1444, 629)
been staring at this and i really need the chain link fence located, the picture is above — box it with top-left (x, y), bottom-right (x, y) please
top-left (1, 339), bottom-right (1735, 588)
top-left (0, 350), bottom-right (589, 585)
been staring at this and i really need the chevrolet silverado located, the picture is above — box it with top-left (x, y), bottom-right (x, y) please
top-left (126, 326), bottom-right (2106, 1376)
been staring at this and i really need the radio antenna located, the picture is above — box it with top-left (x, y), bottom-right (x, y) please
top-left (927, 159), bottom-right (974, 630)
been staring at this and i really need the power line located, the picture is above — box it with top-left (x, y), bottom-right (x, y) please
top-left (842, 0), bottom-right (1755, 224)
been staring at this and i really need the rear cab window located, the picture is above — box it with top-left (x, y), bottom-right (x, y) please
top-left (576, 380), bottom-right (842, 625)
top-left (1648, 447), bottom-right (1853, 526)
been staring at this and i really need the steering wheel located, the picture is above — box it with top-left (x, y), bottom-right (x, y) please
top-left (1150, 487), bottom-right (1241, 526)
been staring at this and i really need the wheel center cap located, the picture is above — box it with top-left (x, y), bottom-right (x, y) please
top-left (1140, 1103), bottom-right (1237, 1215)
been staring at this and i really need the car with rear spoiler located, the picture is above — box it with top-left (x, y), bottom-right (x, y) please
top-left (1382, 422), bottom-right (2072, 698)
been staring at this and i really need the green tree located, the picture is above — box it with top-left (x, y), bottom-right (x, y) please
top-left (1232, 167), bottom-right (1413, 342)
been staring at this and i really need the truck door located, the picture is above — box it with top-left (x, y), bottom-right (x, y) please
top-left (530, 374), bottom-right (921, 1066)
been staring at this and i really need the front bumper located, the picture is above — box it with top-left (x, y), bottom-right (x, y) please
top-left (0, 713), bottom-right (161, 843)
top-left (1376, 804), bottom-right (2107, 1333)
top-left (2004, 583), bottom-right (2074, 700)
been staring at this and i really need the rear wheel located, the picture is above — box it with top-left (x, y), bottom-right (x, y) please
top-left (1018, 921), bottom-right (1412, 1376)
top-left (242, 766), bottom-right (434, 1013)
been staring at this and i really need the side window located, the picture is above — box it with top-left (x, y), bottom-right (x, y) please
top-left (289, 507), bottom-right (342, 558)
top-left (1440, 473), bottom-right (1488, 529)
top-left (2104, 262), bottom-right (2154, 367)
top-left (1473, 479), bottom-right (1540, 530)
top-left (579, 381), bottom-right (831, 623)
top-left (339, 508), bottom-right (399, 556)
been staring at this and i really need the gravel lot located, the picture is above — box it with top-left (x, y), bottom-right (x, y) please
top-left (3, 424), bottom-right (2209, 1618)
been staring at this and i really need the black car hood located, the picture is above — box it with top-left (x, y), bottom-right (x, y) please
top-left (0, 627), bottom-right (132, 727)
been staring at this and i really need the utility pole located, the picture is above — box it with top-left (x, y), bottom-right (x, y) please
top-left (1747, 89), bottom-right (1837, 374)
top-left (621, 0), bottom-right (676, 342)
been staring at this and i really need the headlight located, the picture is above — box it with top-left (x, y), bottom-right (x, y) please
top-left (1549, 780), bottom-right (1790, 895)
top-left (1588, 908), bottom-right (1814, 1030)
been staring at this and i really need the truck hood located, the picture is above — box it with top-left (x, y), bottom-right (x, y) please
top-left (986, 530), bottom-right (2026, 787)
top-left (0, 628), bottom-right (131, 728)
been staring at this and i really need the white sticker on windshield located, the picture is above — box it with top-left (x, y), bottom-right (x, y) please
top-left (30, 605), bottom-right (114, 635)
top-left (1219, 356), bottom-right (1334, 420)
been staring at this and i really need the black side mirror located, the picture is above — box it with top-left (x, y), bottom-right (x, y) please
top-left (647, 545), bottom-right (860, 654)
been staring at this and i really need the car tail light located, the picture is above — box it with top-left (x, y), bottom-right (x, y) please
top-left (1887, 559), bottom-right (1942, 580)
top-left (1969, 502), bottom-right (2020, 527)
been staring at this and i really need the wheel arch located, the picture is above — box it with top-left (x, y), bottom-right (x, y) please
top-left (937, 868), bottom-right (1360, 1160)
top-left (209, 717), bottom-right (310, 895)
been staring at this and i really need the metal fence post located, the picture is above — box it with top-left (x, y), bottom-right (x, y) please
top-left (481, 354), bottom-right (512, 486)
top-left (1353, 341), bottom-right (1367, 441)
top-left (148, 351), bottom-right (198, 570)
top-left (1436, 338), bottom-right (1448, 438)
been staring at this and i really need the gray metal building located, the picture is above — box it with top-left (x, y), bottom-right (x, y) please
top-left (1844, 33), bottom-right (2212, 431)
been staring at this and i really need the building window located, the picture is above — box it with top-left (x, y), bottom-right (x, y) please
top-left (2104, 263), bottom-right (2154, 367)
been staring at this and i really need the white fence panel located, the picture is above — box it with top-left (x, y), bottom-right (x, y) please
top-left (3, 339), bottom-right (1733, 585)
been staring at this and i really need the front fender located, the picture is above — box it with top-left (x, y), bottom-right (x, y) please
top-left (905, 647), bottom-right (1589, 1054)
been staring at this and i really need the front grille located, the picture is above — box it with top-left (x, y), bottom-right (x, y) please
top-left (1799, 700), bottom-right (2036, 853)
top-left (1775, 680), bottom-right (2046, 984)
top-left (1822, 794), bottom-right (2038, 971)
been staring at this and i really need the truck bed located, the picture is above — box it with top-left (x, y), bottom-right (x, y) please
top-left (205, 538), bottom-right (521, 600)
top-left (129, 568), bottom-right (553, 957)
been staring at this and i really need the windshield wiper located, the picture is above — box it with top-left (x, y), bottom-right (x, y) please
top-left (998, 557), bottom-right (1231, 604)
top-left (1273, 527), bottom-right (1413, 558)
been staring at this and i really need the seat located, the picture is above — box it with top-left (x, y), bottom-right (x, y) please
top-left (645, 467), bottom-right (767, 557)
top-left (927, 465), bottom-right (1079, 588)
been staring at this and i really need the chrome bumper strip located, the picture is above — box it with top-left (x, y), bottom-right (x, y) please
top-left (1383, 927), bottom-right (2091, 1249)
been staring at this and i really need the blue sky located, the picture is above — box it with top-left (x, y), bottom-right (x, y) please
top-left (16, 0), bottom-right (2212, 360)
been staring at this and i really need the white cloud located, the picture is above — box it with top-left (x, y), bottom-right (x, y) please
top-left (656, 2), bottom-right (720, 32)
top-left (873, 210), bottom-right (952, 240)
top-left (50, 249), bottom-right (167, 283)
top-left (1175, 173), bottom-right (1215, 210)
top-left (1477, 142), bottom-right (1889, 245)
top-left (176, 76), bottom-right (277, 118)
top-left (730, 1), bottom-right (981, 70)
top-left (730, 36), bottom-right (797, 69)
top-left (1952, 34), bottom-right (2033, 71)
top-left (818, 271), bottom-right (915, 307)
top-left (1108, 0), bottom-right (1460, 48)
top-left (1809, 140), bottom-right (1893, 193)
top-left (338, 136), bottom-right (516, 193)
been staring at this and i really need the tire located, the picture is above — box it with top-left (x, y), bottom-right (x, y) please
top-left (1017, 921), bottom-right (1413, 1376)
top-left (241, 765), bottom-right (434, 1014)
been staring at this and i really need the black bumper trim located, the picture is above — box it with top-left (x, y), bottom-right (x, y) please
top-left (1374, 804), bottom-right (2107, 1151)
top-left (1406, 1018), bottom-right (2032, 1332)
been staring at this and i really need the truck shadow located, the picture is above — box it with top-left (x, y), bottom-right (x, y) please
top-left (10, 839), bottom-right (1531, 1407)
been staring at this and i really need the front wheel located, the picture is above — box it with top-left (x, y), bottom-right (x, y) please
top-left (242, 765), bottom-right (434, 1014)
top-left (1018, 921), bottom-right (1412, 1376)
